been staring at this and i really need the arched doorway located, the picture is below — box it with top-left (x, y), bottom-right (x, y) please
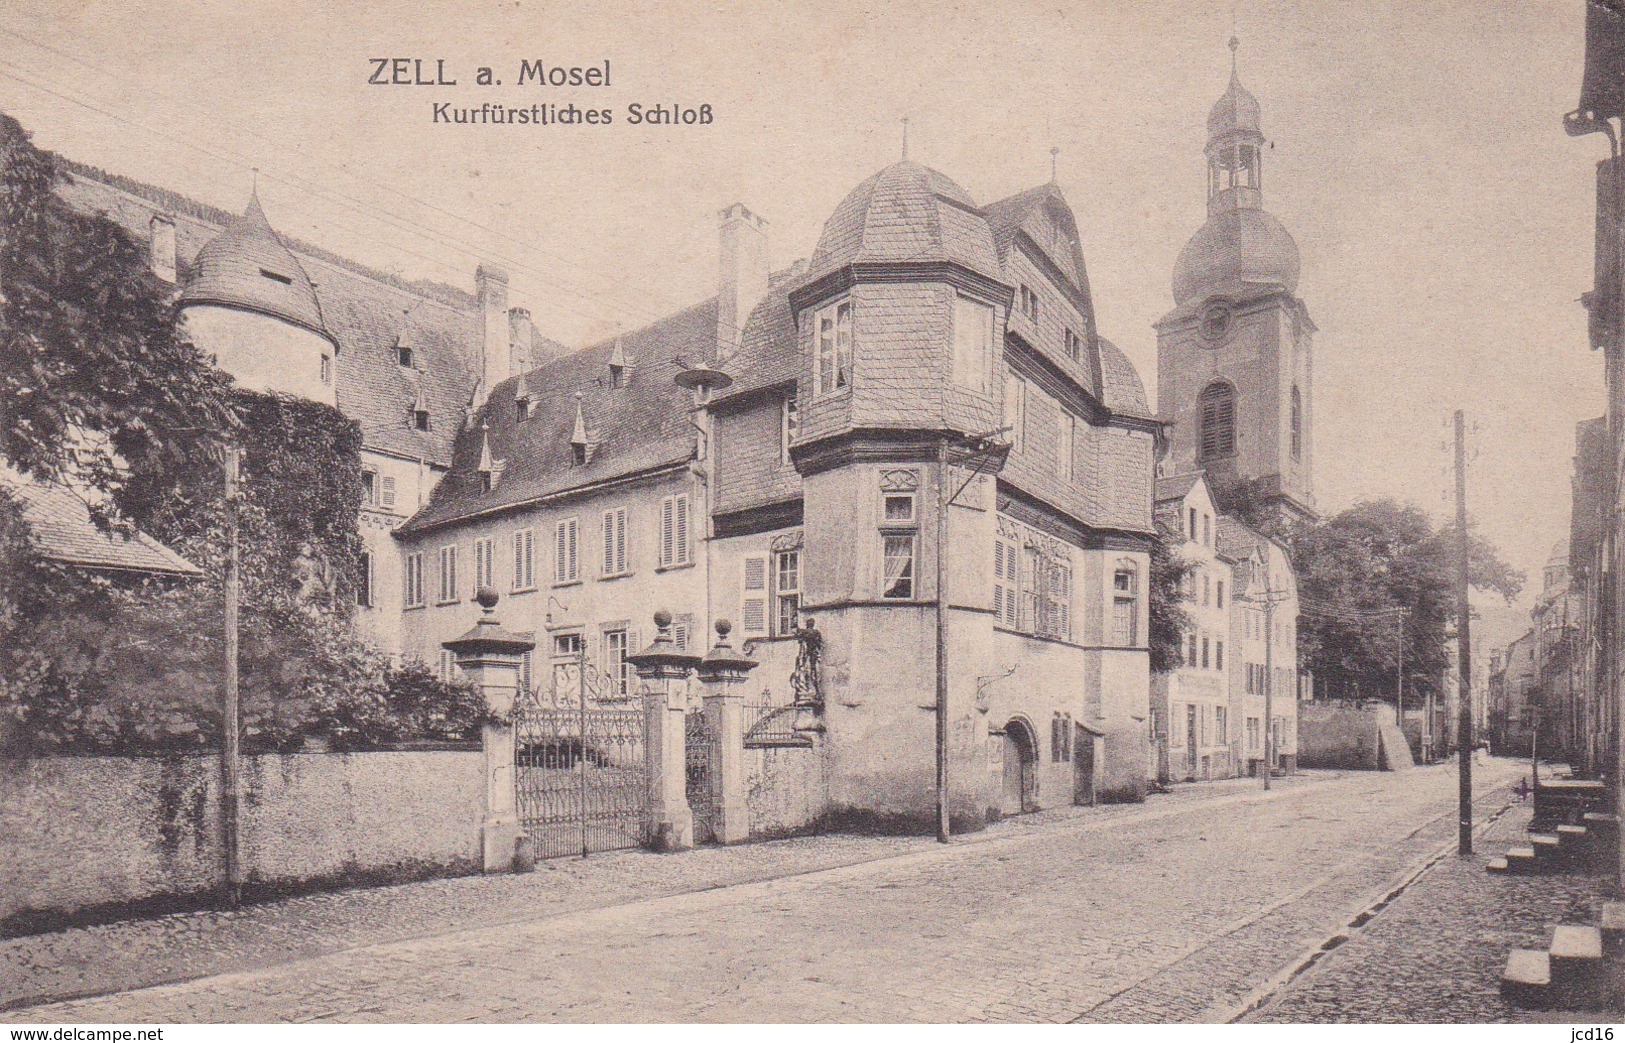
top-left (1000, 719), bottom-right (1038, 816)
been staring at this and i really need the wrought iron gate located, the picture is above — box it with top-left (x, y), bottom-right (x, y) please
top-left (685, 710), bottom-right (717, 844)
top-left (515, 701), bottom-right (648, 859)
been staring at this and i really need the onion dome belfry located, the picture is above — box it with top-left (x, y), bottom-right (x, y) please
top-left (176, 191), bottom-right (339, 349)
top-left (1170, 37), bottom-right (1301, 307)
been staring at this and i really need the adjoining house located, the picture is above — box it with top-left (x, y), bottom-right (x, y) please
top-left (0, 466), bottom-right (200, 581)
top-left (1151, 471), bottom-right (1300, 784)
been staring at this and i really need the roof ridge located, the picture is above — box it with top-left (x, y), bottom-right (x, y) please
top-left (59, 156), bottom-right (478, 311)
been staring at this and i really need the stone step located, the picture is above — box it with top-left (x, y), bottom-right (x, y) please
top-left (1550, 925), bottom-right (1605, 984)
top-left (1502, 948), bottom-right (1552, 1008)
top-left (1583, 812), bottom-right (1620, 833)
top-left (1601, 902), bottom-right (1625, 956)
top-left (1556, 823), bottom-right (1588, 842)
top-left (1531, 833), bottom-right (1564, 857)
top-left (1504, 847), bottom-right (1545, 874)
top-left (1486, 856), bottom-right (1510, 875)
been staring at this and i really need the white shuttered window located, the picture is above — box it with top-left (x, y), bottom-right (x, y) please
top-left (741, 554), bottom-right (769, 636)
top-left (555, 518), bottom-right (579, 583)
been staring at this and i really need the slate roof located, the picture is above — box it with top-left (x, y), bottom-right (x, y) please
top-left (804, 161), bottom-right (1001, 284)
top-left (0, 469), bottom-right (200, 576)
top-left (1216, 514), bottom-right (1284, 564)
top-left (1098, 337), bottom-right (1151, 417)
top-left (55, 162), bottom-right (483, 467)
top-left (1154, 471), bottom-right (1206, 505)
top-left (710, 265), bottom-right (806, 404)
top-left (398, 298), bottom-right (716, 534)
top-left (175, 193), bottom-right (336, 346)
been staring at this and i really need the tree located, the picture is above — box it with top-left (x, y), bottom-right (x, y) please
top-left (1149, 529), bottom-right (1198, 674)
top-left (1291, 499), bottom-right (1523, 702)
top-left (0, 111), bottom-right (235, 528)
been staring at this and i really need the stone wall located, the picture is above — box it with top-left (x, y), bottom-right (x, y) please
top-left (0, 750), bottom-right (483, 932)
top-left (1296, 700), bottom-right (1393, 770)
top-left (745, 742), bottom-right (827, 838)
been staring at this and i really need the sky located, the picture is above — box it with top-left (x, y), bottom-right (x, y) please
top-left (0, 0), bottom-right (1607, 649)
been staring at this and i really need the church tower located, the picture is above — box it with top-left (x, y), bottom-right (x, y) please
top-left (1156, 38), bottom-right (1316, 524)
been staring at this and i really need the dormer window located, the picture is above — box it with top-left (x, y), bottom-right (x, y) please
top-left (479, 472), bottom-right (493, 494)
top-left (259, 267), bottom-right (293, 285)
top-left (1019, 285), bottom-right (1041, 322)
top-left (1064, 328), bottom-right (1082, 361)
top-left (414, 408), bottom-right (431, 432)
top-left (396, 343), bottom-right (414, 368)
top-left (572, 442), bottom-right (588, 466)
top-left (814, 299), bottom-right (853, 397)
top-left (516, 396), bottom-right (531, 421)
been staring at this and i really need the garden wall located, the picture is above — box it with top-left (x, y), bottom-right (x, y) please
top-left (0, 749), bottom-right (482, 933)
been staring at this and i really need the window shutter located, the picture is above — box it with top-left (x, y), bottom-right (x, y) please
top-left (615, 508), bottom-right (627, 572)
top-left (567, 520), bottom-right (577, 580)
top-left (675, 495), bottom-right (690, 564)
top-left (660, 497), bottom-right (675, 566)
top-left (381, 475), bottom-right (396, 507)
top-left (742, 554), bottom-right (768, 635)
top-left (556, 522), bottom-right (568, 583)
top-left (604, 511), bottom-right (616, 575)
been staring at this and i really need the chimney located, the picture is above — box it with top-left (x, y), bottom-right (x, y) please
top-left (149, 214), bottom-right (177, 283)
top-left (509, 306), bottom-right (534, 373)
top-left (475, 264), bottom-right (509, 405)
top-left (717, 203), bottom-right (769, 359)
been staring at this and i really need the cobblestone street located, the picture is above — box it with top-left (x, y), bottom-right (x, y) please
top-left (8, 760), bottom-right (1521, 1023)
top-left (1248, 774), bottom-right (1617, 1024)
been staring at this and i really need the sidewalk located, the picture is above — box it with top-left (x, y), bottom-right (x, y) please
top-left (1245, 789), bottom-right (1616, 1023)
top-left (2, 769), bottom-right (1341, 1013)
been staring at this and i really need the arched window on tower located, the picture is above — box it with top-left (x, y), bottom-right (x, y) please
top-left (1198, 382), bottom-right (1236, 461)
top-left (1290, 385), bottom-right (1303, 462)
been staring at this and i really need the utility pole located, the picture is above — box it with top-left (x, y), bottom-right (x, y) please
top-left (1454, 409), bottom-right (1474, 855)
top-left (222, 445), bottom-right (243, 908)
top-left (934, 438), bottom-right (951, 844)
top-left (1263, 592), bottom-right (1274, 791)
top-left (1396, 607), bottom-right (1405, 739)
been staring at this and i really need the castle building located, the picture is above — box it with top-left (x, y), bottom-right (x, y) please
top-left (395, 159), bottom-right (1162, 829)
top-left (1156, 40), bottom-right (1317, 525)
top-left (55, 163), bottom-right (561, 656)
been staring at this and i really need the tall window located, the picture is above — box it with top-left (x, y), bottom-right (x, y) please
top-left (1198, 382), bottom-right (1236, 460)
top-left (602, 507), bottom-right (628, 576)
top-left (1216, 580), bottom-right (1225, 607)
top-left (1064, 328), bottom-right (1082, 360)
top-left (815, 299), bottom-right (853, 396)
top-left (775, 549), bottom-right (800, 636)
top-left (781, 395), bottom-right (799, 464)
top-left (404, 552), bottom-right (425, 607)
top-left (555, 518), bottom-right (579, 583)
top-left (1045, 559), bottom-right (1073, 641)
top-left (659, 494), bottom-right (691, 567)
top-left (438, 649), bottom-right (457, 682)
top-left (1216, 640), bottom-right (1225, 670)
top-left (380, 476), bottom-right (396, 508)
top-left (741, 554), bottom-right (769, 635)
top-left (1188, 507), bottom-right (1197, 540)
top-left (1004, 373), bottom-right (1027, 454)
top-left (882, 534), bottom-right (915, 599)
top-left (320, 354), bottom-right (332, 386)
top-left (1203, 513), bottom-right (1212, 548)
top-left (1112, 561), bottom-right (1139, 646)
top-left (437, 544), bottom-right (458, 604)
top-left (952, 296), bottom-right (994, 392)
top-left (362, 469), bottom-right (378, 507)
top-left (993, 536), bottom-right (1020, 628)
top-left (1201, 636), bottom-right (1210, 669)
top-left (603, 628), bottom-right (632, 697)
top-left (474, 537), bottom-right (494, 592)
top-left (512, 528), bottom-right (534, 590)
top-left (1291, 384), bottom-right (1303, 462)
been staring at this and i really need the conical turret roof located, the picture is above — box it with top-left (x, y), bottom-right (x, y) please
top-left (177, 192), bottom-right (337, 348)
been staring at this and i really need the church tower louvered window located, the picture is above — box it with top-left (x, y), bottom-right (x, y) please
top-left (1198, 382), bottom-right (1236, 460)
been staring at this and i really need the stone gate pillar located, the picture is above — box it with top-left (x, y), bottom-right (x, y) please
top-left (443, 587), bottom-right (535, 874)
top-left (628, 610), bottom-right (701, 853)
top-left (698, 619), bottom-right (759, 845)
